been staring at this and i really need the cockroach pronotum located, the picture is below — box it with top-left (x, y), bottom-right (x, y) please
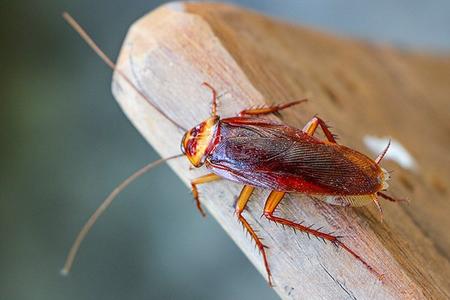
top-left (62, 13), bottom-right (405, 286)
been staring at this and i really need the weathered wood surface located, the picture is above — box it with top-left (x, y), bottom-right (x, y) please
top-left (112, 2), bottom-right (450, 299)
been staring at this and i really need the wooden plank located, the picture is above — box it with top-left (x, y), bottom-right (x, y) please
top-left (112, 2), bottom-right (450, 299)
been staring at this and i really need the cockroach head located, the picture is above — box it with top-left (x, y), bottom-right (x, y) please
top-left (181, 116), bottom-right (220, 167)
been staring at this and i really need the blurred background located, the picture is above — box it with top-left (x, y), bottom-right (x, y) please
top-left (1, 1), bottom-right (449, 299)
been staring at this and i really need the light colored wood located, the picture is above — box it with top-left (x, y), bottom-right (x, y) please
top-left (112, 2), bottom-right (450, 299)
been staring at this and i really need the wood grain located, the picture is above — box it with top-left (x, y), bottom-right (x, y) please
top-left (111, 2), bottom-right (450, 299)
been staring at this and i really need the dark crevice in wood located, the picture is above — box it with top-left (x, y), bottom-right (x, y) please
top-left (399, 174), bottom-right (415, 192)
top-left (321, 83), bottom-right (342, 108)
top-left (320, 263), bottom-right (357, 300)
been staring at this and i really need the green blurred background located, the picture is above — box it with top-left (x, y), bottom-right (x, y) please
top-left (1, 1), bottom-right (448, 299)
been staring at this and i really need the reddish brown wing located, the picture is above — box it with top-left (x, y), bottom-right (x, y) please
top-left (206, 117), bottom-right (383, 195)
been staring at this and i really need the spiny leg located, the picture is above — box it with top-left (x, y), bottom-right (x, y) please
top-left (201, 82), bottom-right (218, 117)
top-left (191, 173), bottom-right (221, 217)
top-left (371, 194), bottom-right (384, 223)
top-left (302, 116), bottom-right (337, 143)
top-left (263, 191), bottom-right (382, 279)
top-left (238, 99), bottom-right (307, 117)
top-left (235, 185), bottom-right (273, 286)
top-left (378, 191), bottom-right (409, 203)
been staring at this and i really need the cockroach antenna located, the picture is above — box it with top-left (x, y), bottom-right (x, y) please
top-left (61, 154), bottom-right (184, 276)
top-left (62, 12), bottom-right (187, 132)
top-left (61, 12), bottom-right (187, 275)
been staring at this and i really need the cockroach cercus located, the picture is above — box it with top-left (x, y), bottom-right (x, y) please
top-left (62, 13), bottom-right (405, 286)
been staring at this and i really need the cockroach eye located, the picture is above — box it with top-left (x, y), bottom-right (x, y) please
top-left (180, 132), bottom-right (187, 154)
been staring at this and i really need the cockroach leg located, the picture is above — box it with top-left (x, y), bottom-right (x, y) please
top-left (263, 191), bottom-right (383, 279)
top-left (235, 185), bottom-right (255, 215)
top-left (378, 191), bottom-right (409, 203)
top-left (238, 99), bottom-right (307, 117)
top-left (235, 185), bottom-right (273, 286)
top-left (371, 194), bottom-right (384, 223)
top-left (190, 173), bottom-right (221, 217)
top-left (201, 82), bottom-right (218, 117)
top-left (302, 116), bottom-right (337, 143)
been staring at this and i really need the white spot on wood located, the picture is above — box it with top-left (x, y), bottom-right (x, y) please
top-left (364, 135), bottom-right (418, 171)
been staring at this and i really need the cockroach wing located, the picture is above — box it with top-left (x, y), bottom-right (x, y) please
top-left (312, 194), bottom-right (374, 207)
top-left (206, 118), bottom-right (383, 197)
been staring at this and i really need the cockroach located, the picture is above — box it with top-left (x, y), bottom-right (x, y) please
top-left (62, 13), bottom-right (405, 286)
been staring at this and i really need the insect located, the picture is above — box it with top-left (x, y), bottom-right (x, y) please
top-left (62, 13), bottom-right (404, 286)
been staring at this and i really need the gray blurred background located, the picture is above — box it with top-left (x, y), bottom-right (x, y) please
top-left (1, 1), bottom-right (449, 299)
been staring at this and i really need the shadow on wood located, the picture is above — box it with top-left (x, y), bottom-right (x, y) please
top-left (112, 2), bottom-right (450, 299)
